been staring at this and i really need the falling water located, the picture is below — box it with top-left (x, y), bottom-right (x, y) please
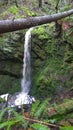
top-left (14, 27), bottom-right (34, 106)
top-left (21, 28), bottom-right (33, 94)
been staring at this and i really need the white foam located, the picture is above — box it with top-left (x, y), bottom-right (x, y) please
top-left (14, 93), bottom-right (34, 106)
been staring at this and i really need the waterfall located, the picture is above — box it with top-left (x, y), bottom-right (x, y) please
top-left (0, 27), bottom-right (35, 108)
top-left (14, 27), bottom-right (34, 106)
top-left (21, 28), bottom-right (33, 94)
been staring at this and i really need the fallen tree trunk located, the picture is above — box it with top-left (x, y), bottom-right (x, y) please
top-left (47, 99), bottom-right (73, 117)
top-left (0, 9), bottom-right (73, 33)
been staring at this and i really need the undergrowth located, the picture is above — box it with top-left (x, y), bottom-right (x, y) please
top-left (0, 99), bottom-right (73, 130)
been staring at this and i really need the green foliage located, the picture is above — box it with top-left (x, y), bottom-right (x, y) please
top-left (0, 119), bottom-right (20, 130)
top-left (33, 26), bottom-right (49, 40)
top-left (0, 99), bottom-right (73, 130)
top-left (0, 75), bottom-right (21, 94)
top-left (34, 98), bottom-right (50, 118)
top-left (0, 107), bottom-right (28, 129)
top-left (0, 100), bottom-right (50, 130)
top-left (60, 126), bottom-right (73, 130)
top-left (0, 107), bottom-right (9, 122)
top-left (53, 99), bottom-right (73, 116)
top-left (0, 101), bottom-right (50, 130)
top-left (30, 100), bottom-right (40, 117)
top-left (22, 7), bottom-right (36, 16)
top-left (0, 97), bottom-right (5, 103)
top-left (32, 20), bottom-right (73, 98)
top-left (0, 99), bottom-right (50, 129)
top-left (8, 6), bottom-right (19, 15)
top-left (31, 123), bottom-right (50, 130)
top-left (30, 99), bottom-right (50, 119)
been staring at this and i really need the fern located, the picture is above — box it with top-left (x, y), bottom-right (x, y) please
top-left (8, 108), bottom-right (28, 128)
top-left (31, 123), bottom-right (50, 130)
top-left (34, 98), bottom-right (50, 118)
top-left (0, 119), bottom-right (21, 129)
top-left (0, 107), bottom-right (28, 129)
top-left (30, 100), bottom-right (40, 117)
top-left (0, 107), bottom-right (10, 122)
top-left (0, 99), bottom-right (50, 130)
top-left (7, 125), bottom-right (11, 130)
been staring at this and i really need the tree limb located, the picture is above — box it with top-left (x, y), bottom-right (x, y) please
top-left (0, 9), bottom-right (73, 33)
top-left (24, 117), bottom-right (59, 128)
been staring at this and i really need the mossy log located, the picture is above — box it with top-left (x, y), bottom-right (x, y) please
top-left (47, 99), bottom-right (73, 117)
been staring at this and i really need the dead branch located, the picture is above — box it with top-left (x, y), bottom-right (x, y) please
top-left (0, 9), bottom-right (73, 33)
top-left (24, 117), bottom-right (59, 128)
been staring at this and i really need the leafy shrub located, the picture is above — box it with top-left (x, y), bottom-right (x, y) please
top-left (31, 123), bottom-right (50, 130)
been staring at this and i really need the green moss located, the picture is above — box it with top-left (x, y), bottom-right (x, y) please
top-left (8, 5), bottom-right (19, 15)
top-left (31, 24), bottom-right (73, 98)
top-left (0, 75), bottom-right (21, 94)
top-left (0, 10), bottom-right (8, 18)
top-left (22, 7), bottom-right (36, 16)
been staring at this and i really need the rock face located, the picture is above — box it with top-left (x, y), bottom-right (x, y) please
top-left (31, 26), bottom-right (73, 99)
top-left (0, 25), bottom-right (73, 100)
top-left (0, 31), bottom-right (25, 94)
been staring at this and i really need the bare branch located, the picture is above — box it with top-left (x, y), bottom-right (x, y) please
top-left (24, 117), bottom-right (59, 128)
top-left (0, 9), bottom-right (73, 33)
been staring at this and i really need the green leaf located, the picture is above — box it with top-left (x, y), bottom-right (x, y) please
top-left (31, 123), bottom-right (50, 130)
top-left (30, 100), bottom-right (40, 117)
top-left (60, 126), bottom-right (73, 130)
top-left (34, 98), bottom-right (50, 118)
top-left (0, 107), bottom-right (28, 129)
top-left (0, 107), bottom-right (10, 122)
top-left (0, 119), bottom-right (20, 129)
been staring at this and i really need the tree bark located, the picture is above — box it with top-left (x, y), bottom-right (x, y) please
top-left (39, 0), bottom-right (42, 8)
top-left (0, 9), bottom-right (73, 33)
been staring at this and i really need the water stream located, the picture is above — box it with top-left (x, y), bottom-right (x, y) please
top-left (14, 27), bottom-right (34, 106)
top-left (21, 28), bottom-right (33, 93)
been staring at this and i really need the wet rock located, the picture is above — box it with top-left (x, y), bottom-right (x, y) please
top-left (0, 93), bottom-right (35, 112)
top-left (0, 93), bottom-right (9, 110)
